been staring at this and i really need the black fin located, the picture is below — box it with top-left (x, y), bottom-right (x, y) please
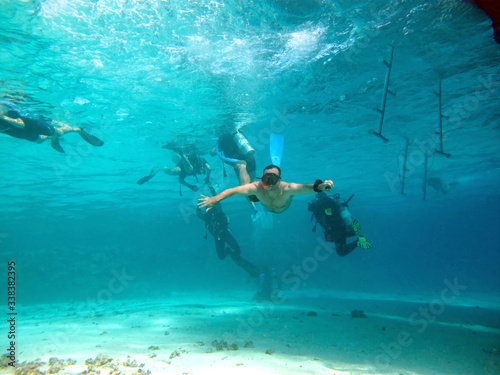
top-left (136, 169), bottom-right (157, 185)
top-left (80, 128), bottom-right (104, 146)
top-left (50, 138), bottom-right (65, 153)
top-left (136, 176), bottom-right (151, 185)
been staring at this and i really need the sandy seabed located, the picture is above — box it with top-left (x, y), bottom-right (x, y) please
top-left (1, 291), bottom-right (499, 375)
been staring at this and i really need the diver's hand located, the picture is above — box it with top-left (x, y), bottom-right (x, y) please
top-left (320, 180), bottom-right (334, 192)
top-left (198, 195), bottom-right (216, 211)
top-left (357, 236), bottom-right (372, 250)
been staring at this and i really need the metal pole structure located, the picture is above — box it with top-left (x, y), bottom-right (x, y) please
top-left (434, 80), bottom-right (451, 158)
top-left (423, 152), bottom-right (428, 201)
top-left (400, 138), bottom-right (409, 195)
top-left (369, 46), bottom-right (395, 143)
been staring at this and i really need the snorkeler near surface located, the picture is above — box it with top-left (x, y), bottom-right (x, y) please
top-left (196, 182), bottom-right (274, 301)
top-left (0, 108), bottom-right (104, 153)
top-left (198, 164), bottom-right (333, 214)
top-left (211, 130), bottom-right (260, 221)
top-left (308, 192), bottom-right (372, 257)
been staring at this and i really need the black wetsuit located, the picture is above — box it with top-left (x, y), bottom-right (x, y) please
top-left (308, 193), bottom-right (358, 257)
top-left (197, 185), bottom-right (261, 278)
top-left (179, 154), bottom-right (207, 180)
top-left (177, 153), bottom-right (210, 194)
top-left (0, 110), bottom-right (55, 142)
top-left (217, 133), bottom-right (256, 173)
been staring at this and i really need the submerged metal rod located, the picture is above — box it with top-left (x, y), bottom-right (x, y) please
top-left (369, 46), bottom-right (395, 143)
top-left (437, 80), bottom-right (443, 151)
top-left (368, 129), bottom-right (390, 143)
top-left (423, 152), bottom-right (428, 201)
top-left (435, 149), bottom-right (451, 158)
top-left (434, 80), bottom-right (451, 158)
top-left (400, 138), bottom-right (409, 195)
top-left (378, 46), bottom-right (395, 134)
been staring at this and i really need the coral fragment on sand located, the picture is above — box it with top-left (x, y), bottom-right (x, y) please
top-left (350, 309), bottom-right (367, 318)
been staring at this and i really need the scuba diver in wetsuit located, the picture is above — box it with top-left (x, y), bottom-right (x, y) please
top-left (308, 192), bottom-right (372, 257)
top-left (136, 142), bottom-right (211, 194)
top-left (0, 108), bottom-right (104, 153)
top-left (196, 182), bottom-right (274, 300)
top-left (164, 152), bottom-right (211, 195)
top-left (143, 141), bottom-right (212, 195)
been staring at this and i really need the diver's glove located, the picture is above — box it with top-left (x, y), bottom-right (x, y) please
top-left (352, 219), bottom-right (361, 235)
top-left (357, 236), bottom-right (372, 250)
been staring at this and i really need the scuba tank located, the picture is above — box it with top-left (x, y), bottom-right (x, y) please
top-left (233, 132), bottom-right (255, 156)
top-left (333, 194), bottom-right (354, 230)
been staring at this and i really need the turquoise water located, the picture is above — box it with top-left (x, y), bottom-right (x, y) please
top-left (0, 0), bottom-right (499, 311)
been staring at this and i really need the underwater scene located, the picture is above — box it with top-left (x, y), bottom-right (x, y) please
top-left (0, 0), bottom-right (499, 374)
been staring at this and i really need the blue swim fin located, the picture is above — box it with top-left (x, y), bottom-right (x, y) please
top-left (260, 205), bottom-right (273, 229)
top-left (270, 133), bottom-right (284, 167)
top-left (260, 133), bottom-right (284, 229)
